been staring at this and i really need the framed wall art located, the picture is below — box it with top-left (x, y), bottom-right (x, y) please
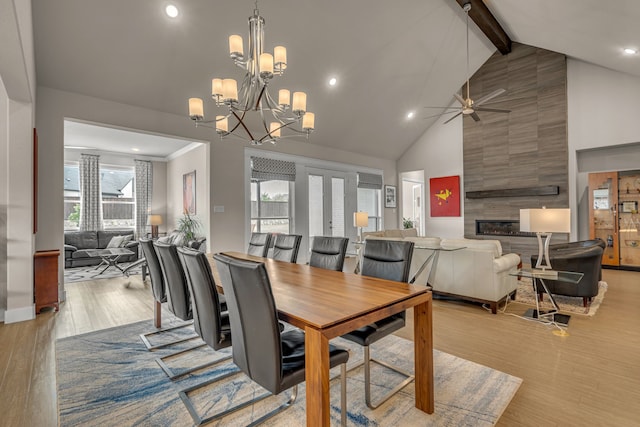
top-left (429, 175), bottom-right (461, 217)
top-left (384, 185), bottom-right (397, 208)
top-left (183, 170), bottom-right (196, 214)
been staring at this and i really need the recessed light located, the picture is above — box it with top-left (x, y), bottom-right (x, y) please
top-left (132, 148), bottom-right (140, 152)
top-left (406, 111), bottom-right (415, 119)
top-left (328, 77), bottom-right (337, 86)
top-left (623, 47), bottom-right (637, 55)
top-left (165, 4), bottom-right (179, 18)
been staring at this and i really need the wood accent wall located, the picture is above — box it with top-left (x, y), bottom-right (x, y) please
top-left (463, 43), bottom-right (568, 261)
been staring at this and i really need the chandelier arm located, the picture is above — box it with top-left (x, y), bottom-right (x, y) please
top-left (231, 110), bottom-right (256, 141)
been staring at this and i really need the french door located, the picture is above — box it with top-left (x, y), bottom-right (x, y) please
top-left (308, 169), bottom-right (347, 238)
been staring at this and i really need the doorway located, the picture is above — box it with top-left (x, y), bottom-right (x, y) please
top-left (308, 168), bottom-right (347, 238)
top-left (400, 171), bottom-right (425, 236)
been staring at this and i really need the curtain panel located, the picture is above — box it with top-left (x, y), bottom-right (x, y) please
top-left (79, 154), bottom-right (103, 231)
top-left (135, 160), bottom-right (153, 239)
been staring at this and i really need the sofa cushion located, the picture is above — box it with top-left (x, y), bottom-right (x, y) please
top-left (106, 235), bottom-right (132, 248)
top-left (64, 231), bottom-right (99, 250)
top-left (97, 229), bottom-right (135, 248)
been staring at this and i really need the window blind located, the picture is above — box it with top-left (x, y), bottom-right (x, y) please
top-left (357, 172), bottom-right (383, 189)
top-left (251, 156), bottom-right (296, 182)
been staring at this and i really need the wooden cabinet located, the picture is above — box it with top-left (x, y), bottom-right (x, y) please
top-left (34, 250), bottom-right (60, 313)
top-left (589, 171), bottom-right (640, 268)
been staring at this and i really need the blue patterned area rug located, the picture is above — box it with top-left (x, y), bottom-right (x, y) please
top-left (56, 321), bottom-right (522, 426)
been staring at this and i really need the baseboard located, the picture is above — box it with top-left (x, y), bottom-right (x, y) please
top-left (4, 305), bottom-right (36, 324)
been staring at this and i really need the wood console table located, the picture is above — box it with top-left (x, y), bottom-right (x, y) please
top-left (34, 250), bottom-right (60, 313)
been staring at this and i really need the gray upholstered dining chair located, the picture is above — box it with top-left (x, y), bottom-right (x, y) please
top-left (247, 232), bottom-right (273, 257)
top-left (149, 241), bottom-right (220, 379)
top-left (210, 253), bottom-right (350, 426)
top-left (341, 238), bottom-right (415, 409)
top-left (309, 236), bottom-right (349, 271)
top-left (167, 247), bottom-right (236, 383)
top-left (138, 239), bottom-right (197, 351)
top-left (270, 234), bottom-right (302, 263)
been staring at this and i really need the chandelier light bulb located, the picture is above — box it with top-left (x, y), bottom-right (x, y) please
top-left (302, 112), bottom-right (315, 130)
top-left (229, 35), bottom-right (244, 58)
top-left (274, 46), bottom-right (287, 71)
top-left (278, 89), bottom-right (290, 106)
top-left (211, 78), bottom-right (223, 97)
top-left (259, 53), bottom-right (274, 78)
top-left (270, 122), bottom-right (281, 137)
top-left (188, 98), bottom-right (204, 120)
top-left (216, 116), bottom-right (228, 133)
top-left (222, 79), bottom-right (238, 102)
top-left (292, 92), bottom-right (307, 114)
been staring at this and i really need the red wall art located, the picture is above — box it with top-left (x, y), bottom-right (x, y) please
top-left (429, 175), bottom-right (460, 217)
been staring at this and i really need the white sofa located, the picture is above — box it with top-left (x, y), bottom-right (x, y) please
top-left (364, 236), bottom-right (521, 314)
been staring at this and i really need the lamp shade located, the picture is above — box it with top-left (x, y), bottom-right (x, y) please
top-left (354, 211), bottom-right (369, 228)
top-left (148, 214), bottom-right (163, 226)
top-left (520, 208), bottom-right (570, 233)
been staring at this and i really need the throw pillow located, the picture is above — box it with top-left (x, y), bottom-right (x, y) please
top-left (106, 235), bottom-right (126, 248)
top-left (119, 234), bottom-right (133, 247)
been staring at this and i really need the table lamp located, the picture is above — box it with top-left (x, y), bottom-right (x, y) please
top-left (148, 214), bottom-right (162, 239)
top-left (520, 207), bottom-right (570, 270)
top-left (354, 211), bottom-right (369, 242)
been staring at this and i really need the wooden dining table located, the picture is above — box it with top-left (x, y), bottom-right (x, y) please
top-left (208, 251), bottom-right (434, 426)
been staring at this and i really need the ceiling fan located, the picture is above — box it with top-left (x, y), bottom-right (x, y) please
top-left (425, 2), bottom-right (510, 124)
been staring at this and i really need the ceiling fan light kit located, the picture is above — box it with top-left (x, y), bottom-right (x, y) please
top-left (425, 1), bottom-right (510, 124)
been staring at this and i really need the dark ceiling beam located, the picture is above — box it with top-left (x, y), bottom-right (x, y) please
top-left (455, 0), bottom-right (512, 55)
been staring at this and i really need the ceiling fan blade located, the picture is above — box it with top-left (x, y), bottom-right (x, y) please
top-left (443, 112), bottom-right (463, 124)
top-left (423, 106), bottom-right (460, 110)
top-left (474, 88), bottom-right (506, 106)
top-left (470, 112), bottom-right (481, 122)
top-left (453, 93), bottom-right (466, 106)
top-left (474, 107), bottom-right (511, 113)
top-left (423, 110), bottom-right (459, 120)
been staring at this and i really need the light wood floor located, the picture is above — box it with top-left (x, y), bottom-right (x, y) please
top-left (1, 269), bottom-right (639, 426)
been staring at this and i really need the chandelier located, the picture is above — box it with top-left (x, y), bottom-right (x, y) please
top-left (187, 3), bottom-right (315, 145)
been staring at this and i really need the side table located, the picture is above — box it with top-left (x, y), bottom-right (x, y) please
top-left (511, 269), bottom-right (583, 326)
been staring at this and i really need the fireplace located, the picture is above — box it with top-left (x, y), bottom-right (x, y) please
top-left (475, 220), bottom-right (536, 238)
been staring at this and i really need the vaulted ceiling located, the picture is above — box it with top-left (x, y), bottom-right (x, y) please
top-left (32, 0), bottom-right (640, 160)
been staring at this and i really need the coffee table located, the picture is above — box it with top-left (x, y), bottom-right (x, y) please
top-left (84, 248), bottom-right (135, 277)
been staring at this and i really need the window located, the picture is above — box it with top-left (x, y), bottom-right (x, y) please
top-left (63, 163), bottom-right (135, 230)
top-left (101, 165), bottom-right (135, 229)
top-left (250, 180), bottom-right (293, 234)
top-left (357, 188), bottom-right (382, 232)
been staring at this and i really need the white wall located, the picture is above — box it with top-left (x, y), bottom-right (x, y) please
top-left (0, 0), bottom-right (36, 323)
top-left (166, 144), bottom-right (209, 240)
top-left (397, 114), bottom-right (464, 238)
top-left (567, 59), bottom-right (640, 239)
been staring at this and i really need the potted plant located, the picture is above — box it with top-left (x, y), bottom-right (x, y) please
top-left (402, 217), bottom-right (414, 229)
top-left (177, 211), bottom-right (202, 242)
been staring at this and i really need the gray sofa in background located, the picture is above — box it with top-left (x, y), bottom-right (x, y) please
top-left (64, 229), bottom-right (140, 268)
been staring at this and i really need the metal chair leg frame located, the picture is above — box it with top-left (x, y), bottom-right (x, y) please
top-left (180, 361), bottom-right (348, 426)
top-left (363, 346), bottom-right (415, 409)
top-left (179, 370), bottom-right (271, 426)
top-left (155, 343), bottom-right (232, 380)
top-left (139, 321), bottom-right (199, 351)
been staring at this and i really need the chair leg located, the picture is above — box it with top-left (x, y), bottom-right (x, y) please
top-left (155, 343), bottom-right (233, 380)
top-left (139, 320), bottom-right (199, 351)
top-left (154, 300), bottom-right (161, 328)
top-left (179, 369), bottom-right (272, 426)
top-left (364, 345), bottom-right (415, 409)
